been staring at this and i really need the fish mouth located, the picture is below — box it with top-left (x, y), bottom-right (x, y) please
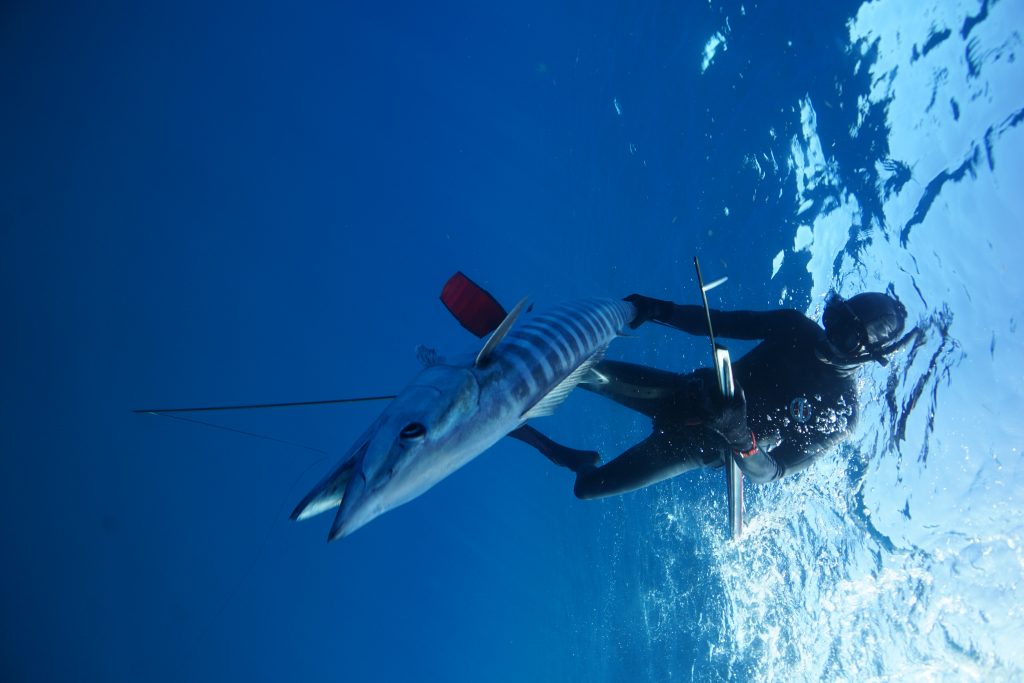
top-left (289, 441), bottom-right (370, 522)
top-left (292, 371), bottom-right (477, 540)
top-left (290, 408), bottom-right (417, 540)
top-left (328, 470), bottom-right (372, 541)
top-left (326, 432), bottom-right (403, 541)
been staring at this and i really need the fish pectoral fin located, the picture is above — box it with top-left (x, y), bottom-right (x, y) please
top-left (475, 296), bottom-right (529, 367)
top-left (522, 345), bottom-right (609, 419)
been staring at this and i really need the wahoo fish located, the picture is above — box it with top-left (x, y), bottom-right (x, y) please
top-left (291, 282), bottom-right (635, 540)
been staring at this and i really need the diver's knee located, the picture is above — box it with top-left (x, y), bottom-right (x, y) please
top-left (573, 482), bottom-right (596, 500)
top-left (573, 472), bottom-right (602, 500)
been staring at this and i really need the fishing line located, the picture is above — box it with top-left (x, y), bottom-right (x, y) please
top-left (141, 395), bottom-right (395, 652)
top-left (187, 456), bottom-right (331, 658)
top-left (133, 394), bottom-right (397, 414)
top-left (146, 412), bottom-right (330, 455)
top-left (136, 394), bottom-right (398, 454)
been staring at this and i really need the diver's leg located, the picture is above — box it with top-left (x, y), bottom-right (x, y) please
top-left (507, 425), bottom-right (600, 473)
top-left (580, 360), bottom-right (703, 419)
top-left (573, 430), bottom-right (714, 500)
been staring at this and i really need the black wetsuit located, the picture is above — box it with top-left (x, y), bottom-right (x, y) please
top-left (517, 305), bottom-right (860, 499)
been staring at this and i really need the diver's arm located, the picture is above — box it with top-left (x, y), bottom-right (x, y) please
top-left (731, 448), bottom-right (782, 483)
top-left (659, 306), bottom-right (811, 341)
top-left (626, 295), bottom-right (811, 340)
top-left (737, 428), bottom-right (847, 483)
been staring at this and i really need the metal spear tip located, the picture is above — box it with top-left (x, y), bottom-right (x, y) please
top-left (701, 275), bottom-right (728, 292)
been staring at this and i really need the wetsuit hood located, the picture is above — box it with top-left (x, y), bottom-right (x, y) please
top-left (818, 292), bottom-right (910, 368)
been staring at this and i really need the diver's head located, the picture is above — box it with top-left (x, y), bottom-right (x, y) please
top-left (820, 292), bottom-right (909, 367)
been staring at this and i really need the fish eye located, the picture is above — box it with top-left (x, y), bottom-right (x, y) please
top-left (400, 422), bottom-right (426, 440)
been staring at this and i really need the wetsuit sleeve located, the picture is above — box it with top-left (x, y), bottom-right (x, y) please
top-left (736, 427), bottom-right (850, 483)
top-left (731, 450), bottom-right (781, 483)
top-left (657, 305), bottom-right (810, 342)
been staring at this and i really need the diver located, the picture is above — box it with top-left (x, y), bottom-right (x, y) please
top-left (510, 291), bottom-right (913, 499)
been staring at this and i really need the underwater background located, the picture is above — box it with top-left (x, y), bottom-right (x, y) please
top-left (3, 0), bottom-right (1022, 680)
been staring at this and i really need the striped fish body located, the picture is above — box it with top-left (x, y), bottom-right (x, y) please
top-left (292, 298), bottom-right (635, 540)
top-left (475, 298), bottom-right (637, 424)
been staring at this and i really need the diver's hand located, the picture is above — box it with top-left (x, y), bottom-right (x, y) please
top-left (623, 294), bottom-right (674, 329)
top-left (707, 389), bottom-right (756, 454)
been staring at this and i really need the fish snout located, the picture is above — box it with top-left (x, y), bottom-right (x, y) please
top-left (328, 470), bottom-right (369, 541)
top-left (327, 436), bottom-right (401, 541)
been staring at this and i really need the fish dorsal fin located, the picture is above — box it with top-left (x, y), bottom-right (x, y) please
top-left (475, 297), bottom-right (528, 367)
top-left (522, 344), bottom-right (609, 419)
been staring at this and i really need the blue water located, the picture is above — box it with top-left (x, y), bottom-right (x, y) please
top-left (3, 1), bottom-right (1022, 681)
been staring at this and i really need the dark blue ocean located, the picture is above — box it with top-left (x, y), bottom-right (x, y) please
top-left (4, 1), bottom-right (1022, 681)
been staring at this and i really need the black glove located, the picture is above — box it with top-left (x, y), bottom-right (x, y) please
top-left (706, 388), bottom-right (756, 454)
top-left (623, 294), bottom-right (674, 330)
